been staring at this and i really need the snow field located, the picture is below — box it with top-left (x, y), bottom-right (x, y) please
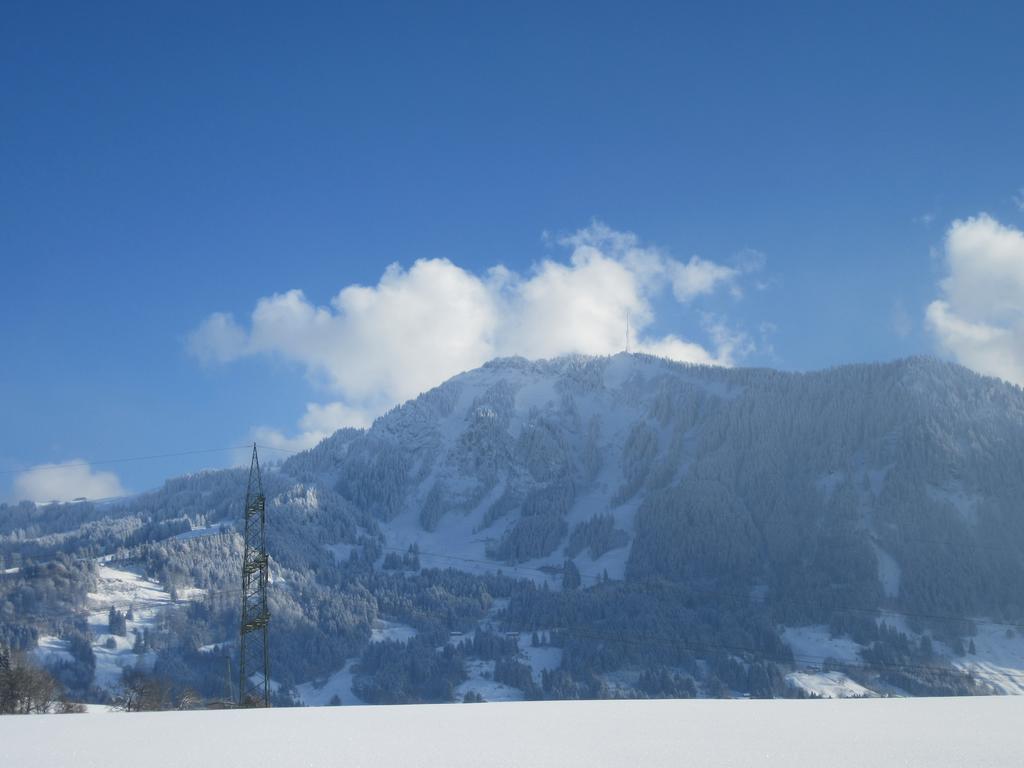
top-left (947, 622), bottom-right (1024, 695)
top-left (785, 670), bottom-right (874, 698)
top-left (85, 564), bottom-right (200, 689)
top-left (4, 697), bottom-right (1022, 768)
top-left (31, 636), bottom-right (75, 666)
top-left (370, 619), bottom-right (417, 644)
top-left (782, 615), bottom-right (1024, 697)
top-left (517, 633), bottom-right (562, 681)
top-left (455, 659), bottom-right (525, 702)
top-left (295, 661), bottom-right (364, 707)
top-left (781, 625), bottom-right (863, 666)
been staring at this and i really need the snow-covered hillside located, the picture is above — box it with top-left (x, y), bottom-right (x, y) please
top-left (8, 353), bottom-right (1024, 704)
top-left (31, 562), bottom-right (202, 693)
top-left (360, 354), bottom-right (670, 582)
top-left (3, 697), bottom-right (1022, 768)
top-left (287, 354), bottom-right (1024, 607)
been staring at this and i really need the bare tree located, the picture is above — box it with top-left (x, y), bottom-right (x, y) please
top-left (0, 655), bottom-right (63, 714)
top-left (56, 697), bottom-right (86, 714)
top-left (113, 670), bottom-right (173, 712)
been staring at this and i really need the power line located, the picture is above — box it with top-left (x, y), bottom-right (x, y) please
top-left (190, 590), bottom-right (1024, 686)
top-left (41, 510), bottom-right (1024, 637)
top-left (89, 575), bottom-right (1024, 686)
top-left (0, 443), bottom-right (310, 483)
top-left (11, 435), bottom-right (1023, 671)
top-left (0, 445), bottom-right (255, 476)
top-left (191, 589), bottom-right (1021, 685)
top-left (114, 530), bottom-right (1024, 635)
top-left (388, 544), bottom-right (1024, 633)
top-left (254, 445), bottom-right (305, 455)
top-left (548, 623), bottom-right (1024, 685)
top-left (87, 550), bottom-right (1024, 687)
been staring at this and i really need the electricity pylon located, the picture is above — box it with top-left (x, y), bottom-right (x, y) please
top-left (239, 444), bottom-right (270, 707)
top-left (223, 655), bottom-right (235, 706)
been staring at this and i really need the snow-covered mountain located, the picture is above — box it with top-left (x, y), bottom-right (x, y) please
top-left (8, 352), bottom-right (1024, 703)
top-left (286, 353), bottom-right (1024, 618)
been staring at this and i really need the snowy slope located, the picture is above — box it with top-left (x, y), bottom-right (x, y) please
top-left (949, 623), bottom-right (1024, 695)
top-left (785, 670), bottom-right (874, 698)
top-left (87, 564), bottom-right (202, 690)
top-left (286, 353), bottom-right (1024, 597)
top-left (294, 661), bottom-right (364, 707)
top-left (12, 353), bottom-right (1024, 704)
top-left (275, 354), bottom-right (1024, 700)
top-left (3, 697), bottom-right (1023, 768)
top-left (295, 353), bottom-right (757, 584)
top-left (28, 563), bottom-right (192, 691)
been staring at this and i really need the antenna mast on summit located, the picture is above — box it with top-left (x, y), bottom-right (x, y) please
top-left (625, 311), bottom-right (630, 354)
top-left (239, 443), bottom-right (270, 707)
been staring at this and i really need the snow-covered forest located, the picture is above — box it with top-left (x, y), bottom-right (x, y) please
top-left (5, 353), bottom-right (1024, 707)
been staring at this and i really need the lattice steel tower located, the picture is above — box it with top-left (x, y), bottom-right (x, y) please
top-left (239, 444), bottom-right (270, 707)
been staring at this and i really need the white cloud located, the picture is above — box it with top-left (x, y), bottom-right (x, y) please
top-left (187, 312), bottom-right (248, 363)
top-left (701, 315), bottom-right (756, 364)
top-left (1013, 189), bottom-right (1024, 212)
top-left (557, 223), bottom-right (748, 303)
top-left (669, 257), bottom-right (740, 302)
top-left (632, 335), bottom-right (718, 365)
top-left (190, 222), bottom-right (764, 445)
top-left (299, 402), bottom-right (374, 433)
top-left (892, 299), bottom-right (912, 339)
top-left (925, 214), bottom-right (1024, 385)
top-left (252, 402), bottom-right (375, 453)
top-left (14, 461), bottom-right (127, 504)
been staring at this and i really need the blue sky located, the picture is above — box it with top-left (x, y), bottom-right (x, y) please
top-left (3, 1), bottom-right (1024, 501)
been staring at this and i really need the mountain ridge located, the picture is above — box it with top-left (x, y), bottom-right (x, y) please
top-left (277, 352), bottom-right (1024, 618)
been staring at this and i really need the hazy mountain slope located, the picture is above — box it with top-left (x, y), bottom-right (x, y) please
top-left (6, 353), bottom-right (1024, 702)
top-left (282, 353), bottom-right (1024, 621)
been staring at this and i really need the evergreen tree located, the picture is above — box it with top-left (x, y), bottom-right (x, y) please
top-left (562, 559), bottom-right (581, 591)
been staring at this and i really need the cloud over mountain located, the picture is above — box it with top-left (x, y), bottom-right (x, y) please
top-left (926, 215), bottom-right (1024, 386)
top-left (189, 223), bottom-right (762, 447)
top-left (14, 461), bottom-right (127, 504)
